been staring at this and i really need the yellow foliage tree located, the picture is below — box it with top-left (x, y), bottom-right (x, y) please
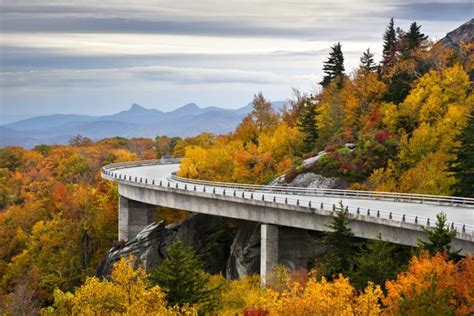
top-left (43, 256), bottom-right (197, 315)
top-left (367, 65), bottom-right (473, 194)
top-left (266, 276), bottom-right (383, 316)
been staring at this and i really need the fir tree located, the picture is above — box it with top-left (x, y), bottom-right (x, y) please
top-left (382, 18), bottom-right (397, 67)
top-left (405, 22), bottom-right (428, 51)
top-left (320, 42), bottom-right (345, 88)
top-left (149, 239), bottom-right (213, 307)
top-left (351, 234), bottom-right (411, 290)
top-left (296, 97), bottom-right (318, 153)
top-left (321, 202), bottom-right (358, 278)
top-left (451, 111), bottom-right (474, 197)
top-left (418, 212), bottom-right (460, 259)
top-left (359, 48), bottom-right (376, 73)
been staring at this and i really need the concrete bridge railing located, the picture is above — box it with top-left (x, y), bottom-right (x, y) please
top-left (170, 174), bottom-right (474, 208)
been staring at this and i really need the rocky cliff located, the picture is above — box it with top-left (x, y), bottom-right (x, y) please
top-left (438, 18), bottom-right (473, 50)
top-left (97, 213), bottom-right (237, 277)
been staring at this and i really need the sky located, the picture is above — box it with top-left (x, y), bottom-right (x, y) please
top-left (0, 0), bottom-right (472, 121)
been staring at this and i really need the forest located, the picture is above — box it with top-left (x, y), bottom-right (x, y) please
top-left (0, 19), bottom-right (473, 315)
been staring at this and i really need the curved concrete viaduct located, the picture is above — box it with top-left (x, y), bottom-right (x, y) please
top-left (102, 160), bottom-right (474, 279)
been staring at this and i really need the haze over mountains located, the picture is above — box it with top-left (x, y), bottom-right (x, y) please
top-left (0, 101), bottom-right (286, 148)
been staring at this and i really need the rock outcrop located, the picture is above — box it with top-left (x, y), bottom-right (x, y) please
top-left (97, 213), bottom-right (236, 277)
top-left (226, 221), bottom-right (261, 279)
top-left (288, 172), bottom-right (347, 189)
top-left (438, 18), bottom-right (473, 50)
top-left (226, 222), bottom-right (326, 279)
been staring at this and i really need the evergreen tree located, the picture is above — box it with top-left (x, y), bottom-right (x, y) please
top-left (418, 212), bottom-right (460, 259)
top-left (405, 22), bottom-right (428, 51)
top-left (296, 97), bottom-right (318, 153)
top-left (320, 42), bottom-right (345, 88)
top-left (451, 111), bottom-right (474, 197)
top-left (321, 202), bottom-right (358, 278)
top-left (149, 239), bottom-right (212, 307)
top-left (351, 234), bottom-right (411, 290)
top-left (359, 48), bottom-right (376, 73)
top-left (382, 18), bottom-right (397, 67)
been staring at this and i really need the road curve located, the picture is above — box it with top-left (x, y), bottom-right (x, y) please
top-left (102, 160), bottom-right (474, 236)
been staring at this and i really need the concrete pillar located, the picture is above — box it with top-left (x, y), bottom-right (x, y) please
top-left (118, 196), bottom-right (156, 241)
top-left (260, 224), bottom-right (278, 286)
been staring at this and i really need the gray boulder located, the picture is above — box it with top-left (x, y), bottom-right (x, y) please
top-left (289, 172), bottom-right (347, 189)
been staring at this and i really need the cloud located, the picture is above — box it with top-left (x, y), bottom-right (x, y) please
top-left (0, 1), bottom-right (392, 39)
top-left (1, 0), bottom-right (470, 116)
top-left (388, 1), bottom-right (473, 22)
top-left (0, 66), bottom-right (305, 90)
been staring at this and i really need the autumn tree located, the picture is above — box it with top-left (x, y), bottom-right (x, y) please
top-left (149, 239), bottom-right (212, 308)
top-left (320, 42), bottom-right (345, 88)
top-left (384, 253), bottom-right (474, 315)
top-left (234, 116), bottom-right (259, 145)
top-left (68, 134), bottom-right (93, 147)
top-left (451, 109), bottom-right (474, 197)
top-left (370, 65), bottom-right (473, 194)
top-left (43, 256), bottom-right (191, 315)
top-left (127, 137), bottom-right (155, 158)
top-left (155, 135), bottom-right (181, 158)
top-left (382, 18), bottom-right (397, 67)
top-left (281, 89), bottom-right (307, 127)
top-left (359, 48), bottom-right (376, 73)
top-left (0, 146), bottom-right (24, 172)
top-left (418, 212), bottom-right (460, 259)
top-left (249, 93), bottom-right (280, 132)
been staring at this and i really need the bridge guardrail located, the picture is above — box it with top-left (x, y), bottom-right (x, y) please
top-left (101, 160), bottom-right (474, 236)
top-left (169, 174), bottom-right (474, 208)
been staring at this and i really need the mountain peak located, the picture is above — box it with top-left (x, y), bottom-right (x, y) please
top-left (129, 103), bottom-right (147, 112)
top-left (181, 103), bottom-right (200, 110)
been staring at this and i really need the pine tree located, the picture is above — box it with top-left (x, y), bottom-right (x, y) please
top-left (321, 202), bottom-right (358, 278)
top-left (351, 234), bottom-right (411, 290)
top-left (296, 96), bottom-right (318, 153)
top-left (405, 22), bottom-right (428, 51)
top-left (320, 42), bottom-right (345, 88)
top-left (451, 109), bottom-right (474, 198)
top-left (149, 239), bottom-right (211, 306)
top-left (418, 212), bottom-right (460, 259)
top-left (359, 48), bottom-right (376, 73)
top-left (382, 18), bottom-right (397, 67)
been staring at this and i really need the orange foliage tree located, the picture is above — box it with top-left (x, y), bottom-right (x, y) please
top-left (384, 252), bottom-right (474, 315)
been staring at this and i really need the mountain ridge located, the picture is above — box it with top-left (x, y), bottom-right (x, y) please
top-left (1, 101), bottom-right (286, 148)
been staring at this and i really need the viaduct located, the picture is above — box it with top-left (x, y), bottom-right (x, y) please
top-left (102, 159), bottom-right (474, 282)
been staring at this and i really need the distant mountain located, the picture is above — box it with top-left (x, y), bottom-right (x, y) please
top-left (1, 101), bottom-right (286, 148)
top-left (5, 114), bottom-right (96, 131)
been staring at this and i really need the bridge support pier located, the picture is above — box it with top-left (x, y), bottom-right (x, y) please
top-left (119, 196), bottom-right (155, 241)
top-left (260, 224), bottom-right (278, 286)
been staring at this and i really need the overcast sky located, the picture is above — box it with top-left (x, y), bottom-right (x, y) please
top-left (0, 0), bottom-right (472, 120)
